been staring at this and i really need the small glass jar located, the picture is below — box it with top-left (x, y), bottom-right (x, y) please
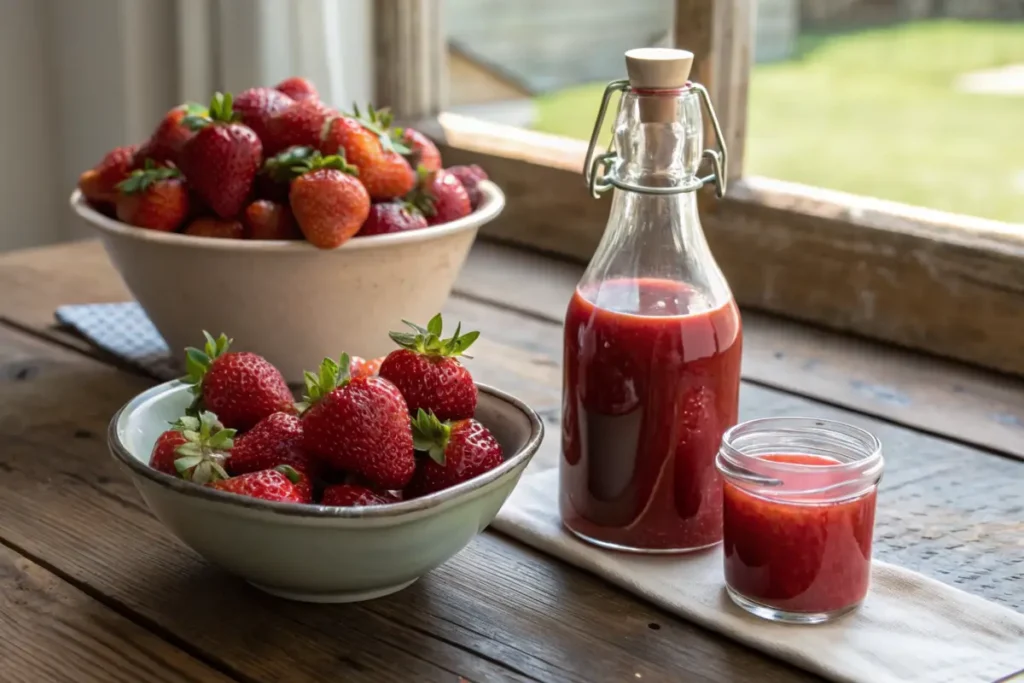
top-left (716, 417), bottom-right (883, 624)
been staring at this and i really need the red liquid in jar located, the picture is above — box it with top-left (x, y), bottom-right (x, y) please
top-left (723, 453), bottom-right (877, 613)
top-left (561, 278), bottom-right (742, 550)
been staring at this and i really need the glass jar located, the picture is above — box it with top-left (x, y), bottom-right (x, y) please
top-left (716, 417), bottom-right (884, 624)
top-left (560, 49), bottom-right (742, 553)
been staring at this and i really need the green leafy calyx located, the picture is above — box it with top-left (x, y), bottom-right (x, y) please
top-left (348, 102), bottom-right (411, 156)
top-left (275, 465), bottom-right (303, 485)
top-left (404, 165), bottom-right (437, 217)
top-left (115, 159), bottom-right (182, 194)
top-left (411, 409), bottom-right (451, 465)
top-left (171, 410), bottom-right (234, 484)
top-left (182, 331), bottom-right (232, 414)
top-left (183, 92), bottom-right (239, 130)
top-left (262, 145), bottom-right (319, 183)
top-left (281, 148), bottom-right (359, 179)
top-left (389, 313), bottom-right (479, 358)
top-left (296, 354), bottom-right (352, 413)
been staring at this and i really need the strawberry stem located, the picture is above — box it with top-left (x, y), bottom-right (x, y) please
top-left (171, 410), bottom-right (234, 483)
top-left (411, 409), bottom-right (451, 465)
top-left (182, 331), bottom-right (232, 414)
top-left (388, 313), bottom-right (479, 358)
top-left (297, 354), bottom-right (352, 413)
top-left (116, 160), bottom-right (182, 194)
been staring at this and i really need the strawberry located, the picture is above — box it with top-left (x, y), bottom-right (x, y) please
top-left (78, 145), bottom-right (137, 205)
top-left (400, 128), bottom-right (442, 172)
top-left (322, 483), bottom-right (397, 507)
top-left (349, 355), bottom-right (385, 379)
top-left (184, 331), bottom-right (296, 431)
top-left (406, 410), bottom-right (503, 497)
top-left (179, 92), bottom-right (262, 219)
top-left (229, 412), bottom-right (320, 482)
top-left (233, 87), bottom-right (294, 146)
top-left (378, 314), bottom-right (479, 422)
top-left (274, 76), bottom-right (318, 102)
top-left (134, 102), bottom-right (207, 168)
top-left (299, 355), bottom-right (415, 490)
top-left (183, 217), bottom-right (245, 239)
top-left (357, 201), bottom-right (428, 237)
top-left (243, 200), bottom-right (301, 240)
top-left (320, 106), bottom-right (415, 200)
top-left (407, 168), bottom-right (471, 226)
top-left (256, 145), bottom-right (318, 202)
top-left (288, 153), bottom-right (370, 249)
top-left (263, 99), bottom-right (335, 157)
top-left (446, 164), bottom-right (489, 210)
top-left (210, 465), bottom-right (309, 503)
top-left (114, 162), bottom-right (190, 232)
top-left (149, 411), bottom-right (234, 483)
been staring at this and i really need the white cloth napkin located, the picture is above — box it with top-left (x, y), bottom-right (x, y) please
top-left (492, 469), bottom-right (1024, 683)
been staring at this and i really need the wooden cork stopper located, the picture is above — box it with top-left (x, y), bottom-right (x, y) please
top-left (624, 48), bottom-right (694, 123)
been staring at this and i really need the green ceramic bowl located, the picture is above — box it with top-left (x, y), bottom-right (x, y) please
top-left (109, 380), bottom-right (544, 603)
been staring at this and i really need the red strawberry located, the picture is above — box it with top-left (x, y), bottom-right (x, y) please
top-left (179, 92), bottom-right (262, 219)
top-left (149, 411), bottom-right (234, 483)
top-left (322, 484), bottom-right (398, 507)
top-left (233, 87), bottom-right (294, 146)
top-left (263, 99), bottom-right (335, 156)
top-left (406, 410), bottom-right (503, 497)
top-left (256, 145), bottom-right (318, 202)
top-left (349, 355), bottom-right (385, 379)
top-left (320, 106), bottom-right (415, 200)
top-left (288, 153), bottom-right (370, 249)
top-left (378, 314), bottom-right (479, 422)
top-left (115, 162), bottom-right (190, 232)
top-left (274, 76), bottom-right (318, 102)
top-left (446, 164), bottom-right (488, 210)
top-left (210, 465), bottom-right (309, 503)
top-left (243, 199), bottom-right (301, 240)
top-left (357, 201), bottom-right (428, 237)
top-left (134, 102), bottom-right (207, 168)
top-left (299, 355), bottom-right (415, 490)
top-left (184, 332), bottom-right (296, 431)
top-left (78, 145), bottom-right (137, 205)
top-left (229, 412), bottom-right (320, 482)
top-left (407, 168), bottom-right (471, 226)
top-left (183, 217), bottom-right (245, 239)
top-left (400, 128), bottom-right (442, 172)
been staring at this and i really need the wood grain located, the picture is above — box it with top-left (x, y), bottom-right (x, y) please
top-left (0, 544), bottom-right (236, 683)
top-left (0, 325), bottom-right (819, 683)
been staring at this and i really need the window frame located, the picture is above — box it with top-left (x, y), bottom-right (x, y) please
top-left (375, 0), bottom-right (1024, 377)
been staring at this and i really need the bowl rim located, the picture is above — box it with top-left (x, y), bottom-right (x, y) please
top-left (108, 380), bottom-right (544, 519)
top-left (71, 180), bottom-right (505, 252)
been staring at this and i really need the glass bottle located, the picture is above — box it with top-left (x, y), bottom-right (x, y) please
top-left (560, 48), bottom-right (742, 553)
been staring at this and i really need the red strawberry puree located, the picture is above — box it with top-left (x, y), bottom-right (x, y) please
top-left (560, 278), bottom-right (742, 551)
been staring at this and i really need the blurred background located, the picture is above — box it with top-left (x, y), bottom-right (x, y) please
top-left (1, 0), bottom-right (1021, 253)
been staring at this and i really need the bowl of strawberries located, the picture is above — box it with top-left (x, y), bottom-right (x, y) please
top-left (108, 315), bottom-right (543, 603)
top-left (72, 77), bottom-right (503, 382)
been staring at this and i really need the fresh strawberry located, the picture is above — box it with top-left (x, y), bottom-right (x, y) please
top-left (299, 355), bottom-right (415, 490)
top-left (149, 411), bottom-right (234, 483)
top-left (378, 314), bottom-right (479, 422)
top-left (357, 201), bottom-right (428, 237)
top-left (78, 145), bottom-right (137, 205)
top-left (274, 76), bottom-right (318, 102)
top-left (263, 99), bottom-right (335, 156)
top-left (233, 87), bottom-right (294, 146)
top-left (183, 217), bottom-right (245, 239)
top-left (407, 168), bottom-right (471, 226)
top-left (134, 102), bottom-right (207, 168)
top-left (179, 92), bottom-right (262, 219)
top-left (320, 106), bottom-right (415, 200)
top-left (322, 483), bottom-right (397, 507)
top-left (288, 153), bottom-right (370, 249)
top-left (446, 164), bottom-right (488, 210)
top-left (243, 200), bottom-right (301, 240)
top-left (400, 128), bottom-right (442, 172)
top-left (406, 410), bottom-right (503, 497)
top-left (255, 145), bottom-right (318, 202)
top-left (349, 355), bottom-right (385, 379)
top-left (210, 465), bottom-right (309, 503)
top-left (184, 332), bottom-right (296, 431)
top-left (229, 412), bottom-right (319, 482)
top-left (114, 162), bottom-right (190, 232)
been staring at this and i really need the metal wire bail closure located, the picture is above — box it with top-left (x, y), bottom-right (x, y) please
top-left (582, 79), bottom-right (729, 199)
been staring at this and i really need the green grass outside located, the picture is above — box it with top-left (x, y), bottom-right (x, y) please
top-left (532, 20), bottom-right (1024, 223)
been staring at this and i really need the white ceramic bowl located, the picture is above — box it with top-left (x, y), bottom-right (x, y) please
top-left (109, 380), bottom-right (543, 603)
top-left (71, 182), bottom-right (506, 381)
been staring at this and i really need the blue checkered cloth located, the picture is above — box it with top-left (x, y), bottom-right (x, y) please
top-left (55, 302), bottom-right (181, 380)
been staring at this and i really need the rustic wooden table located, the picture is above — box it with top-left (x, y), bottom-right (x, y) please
top-left (1, 239), bottom-right (1022, 683)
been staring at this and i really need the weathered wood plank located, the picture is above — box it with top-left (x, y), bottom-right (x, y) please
top-left (0, 325), bottom-right (819, 683)
top-left (0, 544), bottom-right (237, 683)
